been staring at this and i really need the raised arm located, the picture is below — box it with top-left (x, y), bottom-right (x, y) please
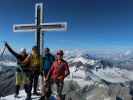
top-left (5, 42), bottom-right (20, 58)
top-left (22, 55), bottom-right (31, 65)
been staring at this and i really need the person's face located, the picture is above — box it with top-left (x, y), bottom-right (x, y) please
top-left (57, 54), bottom-right (63, 60)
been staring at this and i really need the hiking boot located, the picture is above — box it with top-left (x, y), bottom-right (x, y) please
top-left (14, 94), bottom-right (19, 98)
top-left (25, 94), bottom-right (31, 100)
top-left (25, 96), bottom-right (32, 100)
top-left (15, 85), bottom-right (20, 97)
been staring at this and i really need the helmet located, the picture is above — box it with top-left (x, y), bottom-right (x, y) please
top-left (56, 50), bottom-right (64, 56)
top-left (20, 48), bottom-right (26, 53)
top-left (32, 46), bottom-right (37, 49)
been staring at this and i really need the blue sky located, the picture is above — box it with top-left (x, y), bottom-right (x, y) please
top-left (0, 0), bottom-right (133, 50)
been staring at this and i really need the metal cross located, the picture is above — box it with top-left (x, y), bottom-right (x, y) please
top-left (13, 3), bottom-right (67, 55)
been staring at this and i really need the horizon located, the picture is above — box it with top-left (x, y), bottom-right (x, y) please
top-left (1, 47), bottom-right (133, 55)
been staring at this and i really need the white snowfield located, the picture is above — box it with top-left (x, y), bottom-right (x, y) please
top-left (92, 67), bottom-right (133, 83)
top-left (68, 55), bottom-right (133, 83)
top-left (0, 61), bottom-right (17, 67)
top-left (66, 55), bottom-right (96, 65)
top-left (2, 67), bottom-right (133, 100)
top-left (72, 56), bottom-right (96, 65)
top-left (1, 90), bottom-right (40, 100)
top-left (2, 52), bottom-right (133, 100)
top-left (68, 56), bottom-right (133, 84)
top-left (86, 95), bottom-right (112, 100)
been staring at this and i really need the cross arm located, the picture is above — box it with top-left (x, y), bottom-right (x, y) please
top-left (40, 22), bottom-right (67, 32)
top-left (13, 24), bottom-right (36, 32)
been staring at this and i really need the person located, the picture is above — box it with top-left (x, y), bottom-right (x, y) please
top-left (40, 48), bottom-right (55, 100)
top-left (22, 46), bottom-right (42, 100)
top-left (5, 42), bottom-right (28, 98)
top-left (43, 48), bottom-right (55, 77)
top-left (46, 50), bottom-right (70, 100)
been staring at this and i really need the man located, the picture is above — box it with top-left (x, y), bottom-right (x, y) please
top-left (40, 48), bottom-right (55, 100)
top-left (43, 48), bottom-right (55, 77)
top-left (5, 42), bottom-right (28, 98)
top-left (46, 50), bottom-right (70, 100)
top-left (22, 46), bottom-right (42, 100)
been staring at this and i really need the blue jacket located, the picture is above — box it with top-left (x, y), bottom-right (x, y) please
top-left (43, 53), bottom-right (55, 72)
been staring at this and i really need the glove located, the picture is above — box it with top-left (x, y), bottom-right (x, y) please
top-left (58, 75), bottom-right (64, 80)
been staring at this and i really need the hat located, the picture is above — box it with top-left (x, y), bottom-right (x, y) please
top-left (56, 50), bottom-right (64, 56)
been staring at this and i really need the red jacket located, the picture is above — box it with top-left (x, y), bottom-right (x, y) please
top-left (49, 59), bottom-right (70, 81)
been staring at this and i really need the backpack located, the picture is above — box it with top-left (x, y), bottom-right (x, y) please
top-left (30, 54), bottom-right (41, 68)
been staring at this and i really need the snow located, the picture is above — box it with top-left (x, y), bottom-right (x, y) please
top-left (74, 79), bottom-right (94, 88)
top-left (72, 56), bottom-right (96, 65)
top-left (65, 66), bottom-right (95, 88)
top-left (2, 65), bottom-right (133, 100)
top-left (2, 50), bottom-right (133, 99)
top-left (0, 61), bottom-right (17, 67)
top-left (1, 90), bottom-right (40, 100)
top-left (92, 67), bottom-right (133, 83)
top-left (70, 66), bottom-right (86, 79)
top-left (73, 57), bottom-right (88, 64)
top-left (86, 93), bottom-right (112, 100)
top-left (66, 57), bottom-right (74, 62)
top-left (104, 98), bottom-right (111, 100)
top-left (68, 59), bottom-right (133, 84)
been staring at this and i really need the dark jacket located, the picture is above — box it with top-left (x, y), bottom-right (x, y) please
top-left (6, 44), bottom-right (28, 71)
top-left (43, 54), bottom-right (55, 75)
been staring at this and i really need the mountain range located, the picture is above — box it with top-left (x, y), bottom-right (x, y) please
top-left (1, 49), bottom-right (133, 100)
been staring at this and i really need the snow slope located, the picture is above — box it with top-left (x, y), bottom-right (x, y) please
top-left (92, 67), bottom-right (133, 83)
top-left (2, 50), bottom-right (133, 100)
top-left (1, 90), bottom-right (40, 100)
top-left (0, 61), bottom-right (17, 67)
